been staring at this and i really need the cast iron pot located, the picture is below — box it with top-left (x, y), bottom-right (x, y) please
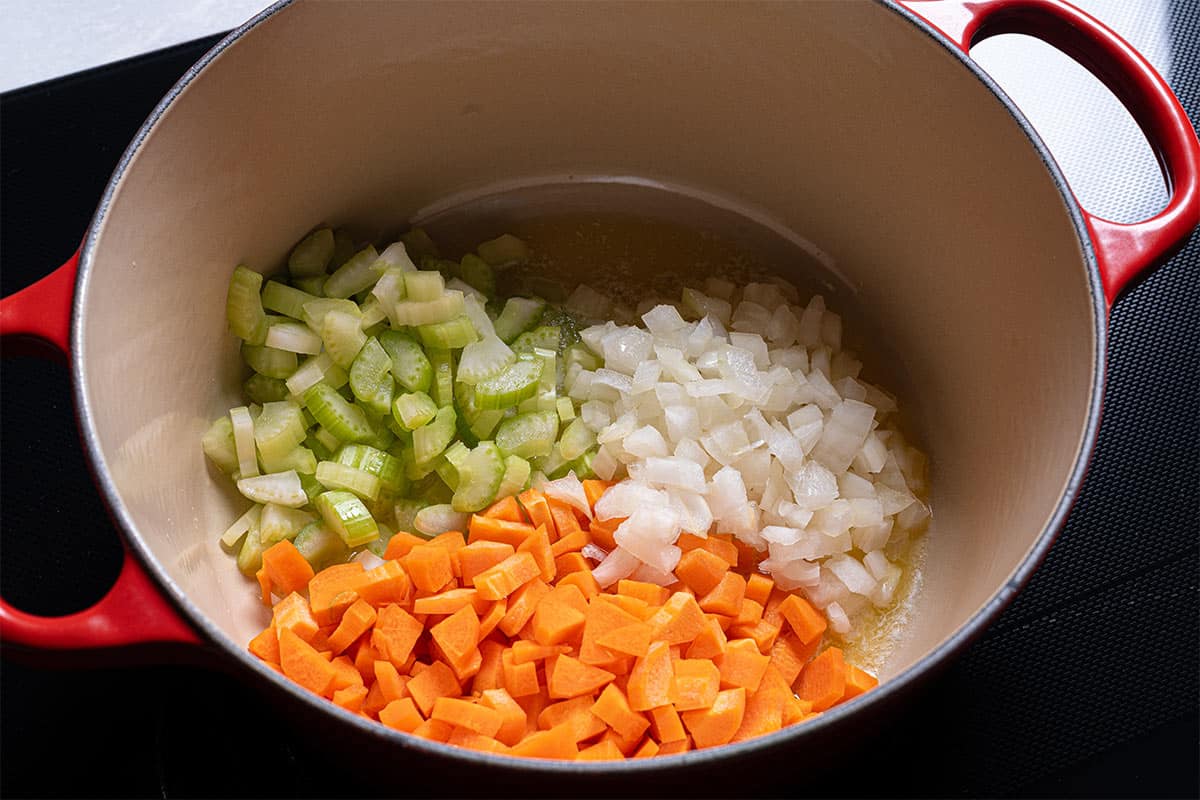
top-left (1, 0), bottom-right (1197, 780)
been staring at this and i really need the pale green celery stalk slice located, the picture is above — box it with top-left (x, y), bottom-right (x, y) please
top-left (476, 233), bottom-right (529, 267)
top-left (451, 441), bottom-right (505, 512)
top-left (570, 448), bottom-right (598, 480)
top-left (532, 347), bottom-right (557, 392)
top-left (320, 309), bottom-right (367, 368)
top-left (305, 431), bottom-right (334, 462)
top-left (462, 294), bottom-right (495, 337)
top-left (379, 331), bottom-right (433, 394)
top-left (393, 391), bottom-right (438, 430)
top-left (242, 343), bottom-right (298, 379)
top-left (226, 265), bottom-right (268, 345)
top-left (493, 296), bottom-right (546, 343)
top-left (315, 490), bottom-right (379, 547)
top-left (294, 520), bottom-right (349, 569)
top-left (260, 503), bottom-right (317, 544)
top-left (229, 406), bottom-right (260, 478)
top-left (261, 280), bottom-right (319, 320)
top-left (315, 461), bottom-right (382, 501)
top-left (373, 241), bottom-right (418, 272)
top-left (220, 504), bottom-right (261, 550)
top-left (265, 321), bottom-right (323, 355)
top-left (237, 470), bottom-right (308, 507)
top-left (399, 228), bottom-right (440, 261)
top-left (435, 456), bottom-right (459, 492)
top-left (494, 409), bottom-right (558, 459)
top-left (286, 352), bottom-right (348, 397)
top-left (334, 444), bottom-right (405, 492)
top-left (418, 315), bottom-right (478, 349)
top-left (236, 526), bottom-right (266, 575)
top-left (555, 397), bottom-right (576, 423)
top-left (495, 455), bottom-right (532, 499)
top-left (458, 254), bottom-right (495, 298)
top-left (511, 325), bottom-right (560, 355)
top-left (244, 374), bottom-right (290, 404)
top-left (474, 359), bottom-right (543, 410)
top-left (469, 409), bottom-right (505, 440)
top-left (323, 245), bottom-right (381, 298)
top-left (371, 268), bottom-right (408, 328)
top-left (293, 276), bottom-right (326, 297)
top-left (252, 401), bottom-right (307, 463)
top-left (298, 472), bottom-right (325, 504)
top-left (288, 228), bottom-right (335, 277)
top-left (557, 417), bottom-right (596, 461)
top-left (403, 270), bottom-right (445, 302)
top-left (393, 290), bottom-right (465, 326)
top-left (348, 337), bottom-right (395, 417)
top-left (427, 349), bottom-right (455, 407)
top-left (303, 383), bottom-right (373, 443)
top-left (534, 446), bottom-right (571, 481)
top-left (330, 229), bottom-right (356, 269)
top-left (202, 415), bottom-right (240, 475)
top-left (412, 405), bottom-right (456, 465)
top-left (259, 445), bottom-right (317, 475)
top-left (301, 297), bottom-right (361, 333)
top-left (456, 334), bottom-right (514, 385)
top-left (366, 521), bottom-right (396, 557)
top-left (358, 297), bottom-right (389, 330)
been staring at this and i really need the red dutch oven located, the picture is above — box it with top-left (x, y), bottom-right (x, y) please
top-left (1, 0), bottom-right (1197, 778)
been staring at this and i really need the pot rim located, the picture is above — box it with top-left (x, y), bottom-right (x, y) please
top-left (69, 0), bottom-right (1106, 773)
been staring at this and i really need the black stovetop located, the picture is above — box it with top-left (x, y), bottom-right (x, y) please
top-left (2, 10), bottom-right (1197, 800)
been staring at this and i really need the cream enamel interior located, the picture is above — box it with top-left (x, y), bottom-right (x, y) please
top-left (78, 1), bottom-right (1097, 689)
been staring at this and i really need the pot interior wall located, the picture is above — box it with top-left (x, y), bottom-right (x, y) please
top-left (78, 0), bottom-right (1097, 682)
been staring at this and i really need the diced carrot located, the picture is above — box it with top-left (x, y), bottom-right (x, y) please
top-left (501, 649), bottom-right (540, 698)
top-left (648, 704), bottom-right (687, 743)
top-left (430, 604), bottom-right (480, 672)
top-left (586, 517), bottom-right (623, 551)
top-left (778, 594), bottom-right (828, 645)
top-left (581, 479), bottom-right (611, 510)
top-left (539, 695), bottom-right (606, 742)
top-left (261, 540), bottom-right (316, 596)
top-left (577, 739), bottom-right (625, 761)
top-left (732, 539), bottom-right (763, 572)
top-left (685, 617), bottom-right (728, 660)
top-left (362, 680), bottom-right (388, 718)
top-left (307, 563), bottom-right (366, 626)
top-left (769, 631), bottom-right (820, 686)
top-left (402, 545), bottom-right (454, 594)
top-left (378, 697), bottom-right (424, 732)
top-left (590, 684), bottom-right (650, 740)
top-left (431, 697), bottom-right (503, 737)
top-left (517, 490), bottom-right (556, 538)
top-left (330, 654), bottom-right (364, 691)
top-left (657, 738), bottom-right (691, 755)
top-left (510, 723), bottom-right (579, 760)
top-left (473, 640), bottom-right (505, 693)
top-left (352, 639), bottom-right (381, 684)
top-left (407, 661), bottom-right (461, 717)
top-left (255, 568), bottom-right (273, 606)
top-left (458, 540), bottom-right (516, 586)
top-left (479, 687), bottom-right (527, 746)
top-left (677, 533), bottom-right (738, 567)
top-left (599, 726), bottom-right (644, 756)
top-left (546, 498), bottom-right (583, 539)
top-left (550, 529), bottom-right (590, 558)
top-left (617, 579), bottom-right (669, 607)
top-left (497, 578), bottom-right (551, 638)
top-left (782, 694), bottom-right (813, 726)
top-left (647, 592), bottom-right (707, 645)
top-left (680, 687), bottom-right (746, 749)
top-left (731, 666), bottom-right (787, 743)
top-left (732, 598), bottom-right (763, 628)
top-left (307, 625), bottom-right (334, 653)
top-left (373, 660), bottom-right (408, 703)
top-left (279, 627), bottom-right (337, 697)
top-left (326, 599), bottom-right (377, 655)
top-left (248, 624), bottom-right (281, 664)
top-left (475, 552), bottom-right (541, 601)
top-left (744, 574), bottom-right (774, 607)
top-left (518, 524), bottom-right (556, 582)
top-left (332, 684), bottom-right (368, 713)
top-left (547, 654), bottom-right (616, 699)
top-left (426, 530), bottom-right (466, 552)
top-left (383, 531), bottom-right (430, 560)
top-left (730, 617), bottom-right (782, 654)
top-left (413, 587), bottom-right (487, 616)
top-left (633, 738), bottom-right (660, 758)
top-left (708, 613), bottom-right (735, 632)
top-left (511, 640), bottom-right (570, 664)
top-left (762, 588), bottom-right (789, 627)
top-left (595, 621), bottom-right (653, 658)
top-left (556, 570), bottom-right (600, 600)
top-left (841, 664), bottom-right (879, 701)
top-left (715, 638), bottom-right (771, 692)
top-left (446, 727), bottom-right (510, 754)
top-left (483, 494), bottom-right (526, 523)
top-left (515, 690), bottom-right (550, 734)
top-left (580, 597), bottom-right (643, 666)
top-left (627, 641), bottom-right (676, 711)
top-left (411, 718), bottom-right (454, 742)
top-left (697, 571), bottom-right (747, 617)
top-left (674, 548), bottom-right (730, 596)
top-left (468, 515), bottom-right (536, 548)
top-left (273, 592), bottom-right (320, 643)
top-left (478, 599), bottom-right (507, 641)
top-left (670, 659), bottom-right (721, 711)
top-left (795, 647), bottom-right (846, 712)
top-left (553, 552), bottom-right (590, 577)
top-left (370, 604), bottom-right (424, 667)
top-left (604, 593), bottom-right (653, 620)
top-left (532, 600), bottom-right (587, 648)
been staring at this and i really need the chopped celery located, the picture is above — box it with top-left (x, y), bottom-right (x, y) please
top-left (456, 335), bottom-right (515, 384)
top-left (305, 431), bottom-right (334, 462)
top-left (570, 448), bottom-right (598, 479)
top-left (288, 228), bottom-right (335, 277)
top-left (253, 400), bottom-right (307, 464)
top-left (403, 271), bottom-right (445, 302)
top-left (443, 440), bottom-right (471, 471)
top-left (330, 229), bottom-right (357, 268)
top-left (348, 337), bottom-right (395, 416)
top-left (469, 410), bottom-right (505, 440)
top-left (202, 415), bottom-right (240, 475)
top-left (298, 471), bottom-right (325, 504)
top-left (324, 245), bottom-right (381, 298)
top-left (511, 325), bottom-right (560, 355)
top-left (373, 241), bottom-right (418, 272)
top-left (320, 309), bottom-right (367, 368)
top-left (315, 490), bottom-right (379, 547)
top-left (260, 503), bottom-right (317, 544)
top-left (477, 233), bottom-right (529, 267)
top-left (534, 446), bottom-right (571, 480)
top-left (400, 228), bottom-right (439, 260)
top-left (494, 409), bottom-right (558, 458)
top-left (259, 445), bottom-right (317, 475)
top-left (459, 254), bottom-right (495, 298)
top-left (393, 498), bottom-right (430, 535)
top-left (229, 406), bottom-right (259, 478)
top-left (262, 281), bottom-right (319, 321)
top-left (293, 275), bottom-right (326, 297)
top-left (413, 405), bottom-right (457, 465)
top-left (303, 383), bottom-right (373, 443)
top-left (358, 297), bottom-right (389, 330)
top-left (427, 349), bottom-right (455, 407)
top-left (434, 456), bottom-right (460, 492)
top-left (220, 504), bottom-right (261, 550)
top-left (242, 343), bottom-right (297, 380)
top-left (451, 441), bottom-right (505, 512)
top-left (367, 523), bottom-right (395, 557)
top-left (493, 296), bottom-right (546, 343)
top-left (474, 359), bottom-right (543, 410)
top-left (301, 297), bottom-right (360, 333)
top-left (315, 460), bottom-right (382, 501)
top-left (286, 352), bottom-right (347, 396)
top-left (414, 504), bottom-right (470, 537)
top-left (313, 425), bottom-right (341, 454)
top-left (236, 526), bottom-right (267, 576)
top-left (564, 342), bottom-right (601, 372)
top-left (378, 331), bottom-right (432, 393)
top-left (393, 391), bottom-right (438, 430)
top-left (293, 520), bottom-right (349, 569)
top-left (556, 396), bottom-right (576, 423)
top-left (496, 455), bottom-right (532, 498)
top-left (557, 417), bottom-right (596, 461)
top-left (334, 443), bottom-right (406, 492)
top-left (243, 373), bottom-right (290, 404)
top-left (418, 315), bottom-right (478, 350)
top-left (226, 265), bottom-right (268, 345)
top-left (393, 290), bottom-right (465, 326)
top-left (237, 470), bottom-right (308, 507)
top-left (532, 347), bottom-right (557, 391)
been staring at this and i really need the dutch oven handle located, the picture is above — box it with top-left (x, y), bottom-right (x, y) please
top-left (901, 0), bottom-right (1200, 307)
top-left (0, 252), bottom-right (202, 652)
